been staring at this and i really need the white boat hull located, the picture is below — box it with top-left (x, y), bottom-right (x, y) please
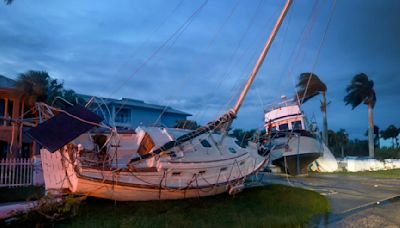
top-left (41, 145), bottom-right (266, 201)
top-left (73, 175), bottom-right (231, 201)
top-left (267, 134), bottom-right (323, 174)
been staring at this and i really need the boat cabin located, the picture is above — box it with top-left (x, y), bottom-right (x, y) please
top-left (264, 104), bottom-right (305, 134)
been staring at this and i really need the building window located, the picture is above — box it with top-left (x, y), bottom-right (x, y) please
top-left (115, 108), bottom-right (131, 123)
top-left (7, 99), bottom-right (13, 126)
top-left (279, 123), bottom-right (288, 131)
top-left (0, 141), bottom-right (8, 159)
top-left (291, 121), bottom-right (302, 130)
top-left (0, 99), bottom-right (5, 125)
top-left (21, 143), bottom-right (32, 158)
top-left (0, 98), bottom-right (14, 126)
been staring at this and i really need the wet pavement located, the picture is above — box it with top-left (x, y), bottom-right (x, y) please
top-left (251, 172), bottom-right (400, 227)
top-left (256, 173), bottom-right (400, 213)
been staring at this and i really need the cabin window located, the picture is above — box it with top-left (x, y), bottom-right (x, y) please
top-left (115, 108), bottom-right (131, 123)
top-left (172, 172), bottom-right (181, 176)
top-left (240, 161), bottom-right (245, 165)
top-left (220, 167), bottom-right (227, 172)
top-left (170, 151), bottom-right (177, 159)
top-left (291, 121), bottom-right (302, 130)
top-left (199, 170), bottom-right (206, 174)
top-left (200, 139), bottom-right (212, 148)
top-left (271, 126), bottom-right (277, 132)
top-left (278, 123), bottom-right (288, 131)
top-left (137, 133), bottom-right (155, 155)
top-left (228, 147), bottom-right (237, 154)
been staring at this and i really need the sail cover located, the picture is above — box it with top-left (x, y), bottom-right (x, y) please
top-left (27, 105), bottom-right (103, 153)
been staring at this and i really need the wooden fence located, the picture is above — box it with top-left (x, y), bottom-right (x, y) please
top-left (0, 158), bottom-right (34, 187)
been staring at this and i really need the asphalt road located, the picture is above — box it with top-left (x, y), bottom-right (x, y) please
top-left (254, 172), bottom-right (400, 227)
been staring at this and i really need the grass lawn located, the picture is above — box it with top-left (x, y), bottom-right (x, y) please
top-left (52, 185), bottom-right (329, 228)
top-left (0, 186), bottom-right (45, 203)
top-left (314, 168), bottom-right (400, 179)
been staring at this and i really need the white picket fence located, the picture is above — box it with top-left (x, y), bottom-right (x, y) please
top-left (0, 158), bottom-right (34, 187)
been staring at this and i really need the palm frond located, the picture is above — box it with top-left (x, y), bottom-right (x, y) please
top-left (344, 73), bottom-right (376, 109)
top-left (294, 72), bottom-right (326, 104)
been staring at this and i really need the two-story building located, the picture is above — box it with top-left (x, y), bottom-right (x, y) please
top-left (78, 94), bottom-right (191, 129)
top-left (0, 75), bottom-right (36, 158)
top-left (0, 75), bottom-right (191, 158)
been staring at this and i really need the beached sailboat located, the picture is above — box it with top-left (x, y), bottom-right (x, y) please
top-left (28, 0), bottom-right (293, 201)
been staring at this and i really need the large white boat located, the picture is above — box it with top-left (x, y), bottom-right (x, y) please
top-left (28, 0), bottom-right (293, 201)
top-left (262, 98), bottom-right (325, 175)
top-left (38, 124), bottom-right (265, 201)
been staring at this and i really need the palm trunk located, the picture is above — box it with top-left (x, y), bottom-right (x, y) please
top-left (341, 145), bottom-right (344, 158)
top-left (367, 103), bottom-right (374, 158)
top-left (322, 91), bottom-right (328, 146)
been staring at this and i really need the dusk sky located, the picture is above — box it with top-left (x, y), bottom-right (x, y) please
top-left (0, 0), bottom-right (399, 139)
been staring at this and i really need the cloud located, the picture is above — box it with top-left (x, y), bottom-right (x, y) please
top-left (0, 0), bottom-right (399, 138)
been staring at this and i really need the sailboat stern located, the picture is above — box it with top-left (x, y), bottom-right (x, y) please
top-left (41, 148), bottom-right (79, 193)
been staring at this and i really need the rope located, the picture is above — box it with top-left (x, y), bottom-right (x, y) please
top-left (43, 104), bottom-right (112, 130)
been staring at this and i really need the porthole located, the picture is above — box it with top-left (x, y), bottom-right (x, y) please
top-left (200, 139), bottom-right (212, 148)
top-left (228, 147), bottom-right (237, 154)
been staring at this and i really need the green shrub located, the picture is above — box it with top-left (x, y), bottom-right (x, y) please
top-left (375, 147), bottom-right (400, 159)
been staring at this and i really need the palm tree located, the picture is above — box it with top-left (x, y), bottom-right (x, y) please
top-left (295, 72), bottom-right (328, 145)
top-left (381, 125), bottom-right (399, 148)
top-left (336, 129), bottom-right (349, 158)
top-left (15, 70), bottom-right (76, 107)
top-left (15, 71), bottom-right (51, 105)
top-left (344, 73), bottom-right (376, 158)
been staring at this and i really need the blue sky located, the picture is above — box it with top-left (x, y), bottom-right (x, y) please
top-left (0, 0), bottom-right (399, 138)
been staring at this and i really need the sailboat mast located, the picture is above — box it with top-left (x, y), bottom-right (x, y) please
top-left (233, 0), bottom-right (292, 114)
top-left (129, 0), bottom-right (293, 163)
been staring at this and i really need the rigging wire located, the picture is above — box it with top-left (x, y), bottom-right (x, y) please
top-left (111, 0), bottom-right (209, 124)
top-left (212, 4), bottom-right (281, 120)
top-left (300, 0), bottom-right (337, 104)
top-left (151, 0), bottom-right (243, 127)
top-left (193, 0), bottom-right (275, 124)
top-left (278, 0), bottom-right (321, 102)
top-left (108, 0), bottom-right (209, 98)
top-left (98, 0), bottom-right (186, 95)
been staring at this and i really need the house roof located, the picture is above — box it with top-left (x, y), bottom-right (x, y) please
top-left (78, 94), bottom-right (191, 116)
top-left (0, 75), bottom-right (16, 88)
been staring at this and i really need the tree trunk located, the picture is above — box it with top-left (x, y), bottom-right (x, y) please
top-left (322, 91), bottom-right (328, 146)
top-left (341, 145), bottom-right (344, 158)
top-left (368, 103), bottom-right (374, 158)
